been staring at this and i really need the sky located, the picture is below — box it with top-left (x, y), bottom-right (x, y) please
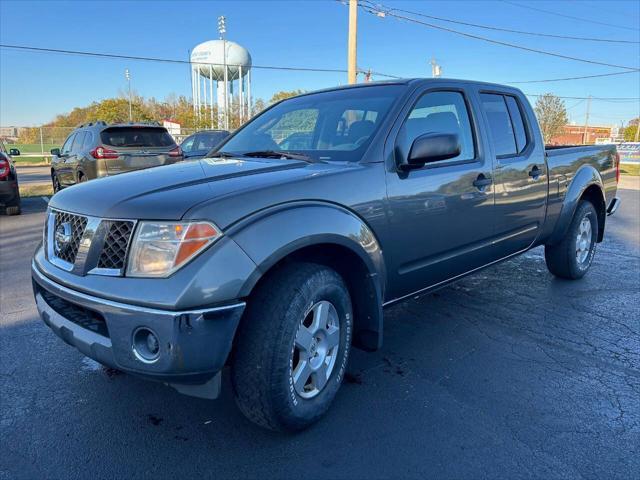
top-left (1, 0), bottom-right (639, 127)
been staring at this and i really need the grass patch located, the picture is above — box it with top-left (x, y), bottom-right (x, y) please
top-left (10, 143), bottom-right (58, 154)
top-left (14, 157), bottom-right (50, 166)
top-left (20, 184), bottom-right (53, 198)
top-left (620, 164), bottom-right (640, 176)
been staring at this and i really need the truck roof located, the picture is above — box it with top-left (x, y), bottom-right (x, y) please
top-left (297, 77), bottom-right (525, 98)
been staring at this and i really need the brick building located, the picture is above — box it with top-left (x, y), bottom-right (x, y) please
top-left (549, 125), bottom-right (612, 146)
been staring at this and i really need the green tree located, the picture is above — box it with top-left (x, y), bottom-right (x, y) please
top-left (93, 98), bottom-right (154, 123)
top-left (534, 94), bottom-right (568, 144)
top-left (269, 90), bottom-right (305, 104)
top-left (623, 118), bottom-right (639, 141)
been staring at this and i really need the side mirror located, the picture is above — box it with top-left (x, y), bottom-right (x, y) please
top-left (9, 148), bottom-right (20, 156)
top-left (402, 132), bottom-right (461, 170)
top-left (50, 148), bottom-right (61, 157)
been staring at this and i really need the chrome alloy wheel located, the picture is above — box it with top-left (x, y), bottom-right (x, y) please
top-left (576, 216), bottom-right (593, 265)
top-left (291, 300), bottom-right (340, 399)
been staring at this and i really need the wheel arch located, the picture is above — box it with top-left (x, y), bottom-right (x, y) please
top-left (548, 165), bottom-right (606, 245)
top-left (230, 203), bottom-right (386, 351)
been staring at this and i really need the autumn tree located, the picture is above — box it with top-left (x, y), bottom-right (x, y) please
top-left (623, 118), bottom-right (639, 142)
top-left (269, 90), bottom-right (305, 104)
top-left (93, 98), bottom-right (154, 123)
top-left (534, 94), bottom-right (568, 144)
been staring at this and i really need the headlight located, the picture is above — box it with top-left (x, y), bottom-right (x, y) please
top-left (126, 221), bottom-right (221, 278)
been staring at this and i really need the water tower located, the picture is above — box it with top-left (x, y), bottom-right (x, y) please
top-left (190, 16), bottom-right (252, 129)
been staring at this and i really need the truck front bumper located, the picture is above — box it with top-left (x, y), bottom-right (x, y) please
top-left (32, 262), bottom-right (245, 399)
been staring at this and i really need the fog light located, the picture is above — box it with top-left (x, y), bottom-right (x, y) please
top-left (132, 327), bottom-right (161, 363)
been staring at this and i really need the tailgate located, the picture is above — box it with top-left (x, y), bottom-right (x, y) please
top-left (104, 147), bottom-right (178, 174)
top-left (100, 126), bottom-right (180, 174)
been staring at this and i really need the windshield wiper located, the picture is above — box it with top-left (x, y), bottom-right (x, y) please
top-left (206, 151), bottom-right (237, 159)
top-left (241, 150), bottom-right (319, 163)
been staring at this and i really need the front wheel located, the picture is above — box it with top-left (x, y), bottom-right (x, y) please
top-left (52, 173), bottom-right (61, 193)
top-left (545, 200), bottom-right (598, 279)
top-left (231, 262), bottom-right (352, 432)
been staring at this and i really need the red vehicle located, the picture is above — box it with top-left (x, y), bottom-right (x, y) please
top-left (0, 142), bottom-right (21, 215)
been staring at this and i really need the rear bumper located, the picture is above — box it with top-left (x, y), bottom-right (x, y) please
top-left (607, 197), bottom-right (621, 216)
top-left (0, 179), bottom-right (20, 206)
top-left (32, 262), bottom-right (244, 398)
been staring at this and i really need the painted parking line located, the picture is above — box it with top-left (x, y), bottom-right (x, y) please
top-left (41, 196), bottom-right (50, 204)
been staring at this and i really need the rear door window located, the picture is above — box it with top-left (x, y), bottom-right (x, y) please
top-left (61, 134), bottom-right (76, 154)
top-left (82, 131), bottom-right (94, 149)
top-left (100, 127), bottom-right (175, 148)
top-left (480, 94), bottom-right (517, 157)
top-left (505, 96), bottom-right (528, 154)
top-left (73, 132), bottom-right (87, 152)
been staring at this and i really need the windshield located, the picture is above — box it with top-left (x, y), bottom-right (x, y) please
top-left (100, 127), bottom-right (176, 148)
top-left (218, 85), bottom-right (404, 162)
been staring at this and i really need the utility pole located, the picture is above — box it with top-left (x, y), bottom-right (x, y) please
top-left (125, 69), bottom-right (132, 122)
top-left (582, 95), bottom-right (591, 144)
top-left (635, 119), bottom-right (640, 142)
top-left (347, 0), bottom-right (357, 84)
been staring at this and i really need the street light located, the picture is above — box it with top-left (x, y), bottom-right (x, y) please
top-left (125, 68), bottom-right (132, 122)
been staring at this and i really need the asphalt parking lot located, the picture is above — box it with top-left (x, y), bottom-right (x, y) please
top-left (1, 186), bottom-right (638, 479)
top-left (15, 165), bottom-right (51, 186)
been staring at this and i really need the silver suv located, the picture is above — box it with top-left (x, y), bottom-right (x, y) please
top-left (50, 121), bottom-right (183, 191)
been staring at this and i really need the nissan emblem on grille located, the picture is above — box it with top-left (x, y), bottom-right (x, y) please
top-left (54, 222), bottom-right (72, 255)
top-left (51, 211), bottom-right (88, 265)
top-left (47, 209), bottom-right (135, 276)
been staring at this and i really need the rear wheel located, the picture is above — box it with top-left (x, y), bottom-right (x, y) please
top-left (231, 262), bottom-right (352, 432)
top-left (545, 200), bottom-right (598, 279)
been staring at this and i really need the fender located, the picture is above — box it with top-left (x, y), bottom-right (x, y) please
top-left (548, 164), bottom-right (605, 245)
top-left (228, 201), bottom-right (386, 350)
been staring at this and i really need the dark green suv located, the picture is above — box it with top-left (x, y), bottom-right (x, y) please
top-left (50, 121), bottom-right (183, 191)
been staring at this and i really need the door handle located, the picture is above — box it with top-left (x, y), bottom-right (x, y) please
top-left (473, 174), bottom-right (492, 189)
top-left (529, 165), bottom-right (542, 179)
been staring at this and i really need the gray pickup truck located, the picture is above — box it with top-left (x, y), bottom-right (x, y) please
top-left (32, 79), bottom-right (620, 431)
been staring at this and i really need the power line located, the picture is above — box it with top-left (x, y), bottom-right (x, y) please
top-left (525, 94), bottom-right (639, 101)
top-left (0, 43), bottom-right (401, 79)
top-left (364, 1), bottom-right (638, 44)
top-left (502, 1), bottom-right (640, 32)
top-left (508, 70), bottom-right (639, 84)
top-left (356, 1), bottom-right (640, 71)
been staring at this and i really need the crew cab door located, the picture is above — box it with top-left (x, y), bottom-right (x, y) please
top-left (478, 92), bottom-right (547, 256)
top-left (384, 87), bottom-right (496, 300)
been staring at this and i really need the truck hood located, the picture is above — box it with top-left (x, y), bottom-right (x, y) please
top-left (48, 157), bottom-right (311, 220)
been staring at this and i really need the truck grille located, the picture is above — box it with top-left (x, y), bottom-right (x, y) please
top-left (53, 211), bottom-right (88, 264)
top-left (97, 221), bottom-right (134, 270)
top-left (46, 209), bottom-right (136, 276)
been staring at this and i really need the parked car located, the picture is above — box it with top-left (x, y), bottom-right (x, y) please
top-left (50, 121), bottom-right (183, 191)
top-left (180, 130), bottom-right (230, 160)
top-left (32, 79), bottom-right (620, 432)
top-left (0, 142), bottom-right (21, 215)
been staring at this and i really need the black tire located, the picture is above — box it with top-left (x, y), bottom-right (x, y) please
top-left (545, 200), bottom-right (598, 280)
top-left (52, 173), bottom-right (61, 193)
top-left (231, 262), bottom-right (353, 432)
